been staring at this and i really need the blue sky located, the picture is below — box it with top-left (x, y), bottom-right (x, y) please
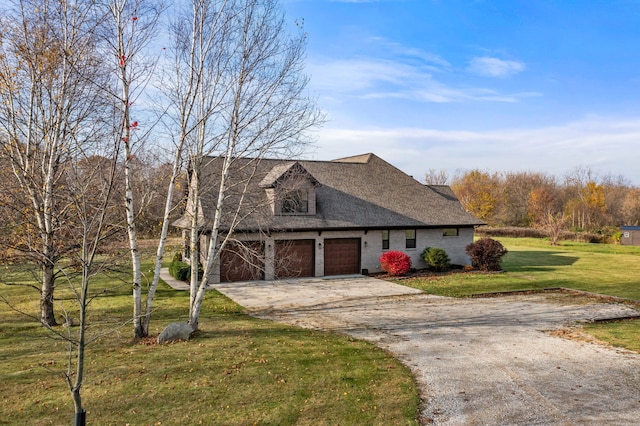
top-left (282, 0), bottom-right (640, 185)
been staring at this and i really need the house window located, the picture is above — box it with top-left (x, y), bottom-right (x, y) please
top-left (405, 229), bottom-right (416, 249)
top-left (443, 228), bottom-right (459, 237)
top-left (382, 230), bottom-right (390, 250)
top-left (281, 190), bottom-right (308, 214)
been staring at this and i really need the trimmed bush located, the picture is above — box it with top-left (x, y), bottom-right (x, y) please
top-left (379, 251), bottom-right (411, 276)
top-left (422, 247), bottom-right (450, 271)
top-left (168, 251), bottom-right (203, 282)
top-left (169, 260), bottom-right (191, 281)
top-left (465, 238), bottom-right (508, 271)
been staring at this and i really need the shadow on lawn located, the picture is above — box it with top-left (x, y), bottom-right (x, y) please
top-left (504, 250), bottom-right (579, 272)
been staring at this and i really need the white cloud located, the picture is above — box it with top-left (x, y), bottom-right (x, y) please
top-left (303, 116), bottom-right (640, 184)
top-left (308, 57), bottom-right (535, 103)
top-left (468, 57), bottom-right (526, 78)
top-left (366, 37), bottom-right (451, 69)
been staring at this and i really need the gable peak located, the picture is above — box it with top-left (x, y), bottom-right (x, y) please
top-left (259, 161), bottom-right (320, 188)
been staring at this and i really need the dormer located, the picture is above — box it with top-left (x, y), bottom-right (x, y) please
top-left (260, 162), bottom-right (320, 216)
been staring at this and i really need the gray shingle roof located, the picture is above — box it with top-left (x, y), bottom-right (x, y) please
top-left (174, 153), bottom-right (484, 231)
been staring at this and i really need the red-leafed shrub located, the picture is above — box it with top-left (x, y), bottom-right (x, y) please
top-left (379, 251), bottom-right (411, 276)
top-left (465, 238), bottom-right (508, 271)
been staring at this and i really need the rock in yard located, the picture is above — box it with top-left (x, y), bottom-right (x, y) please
top-left (158, 322), bottom-right (193, 344)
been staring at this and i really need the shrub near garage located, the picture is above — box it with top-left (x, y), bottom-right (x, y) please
top-left (422, 247), bottom-right (451, 271)
top-left (379, 251), bottom-right (411, 276)
top-left (168, 252), bottom-right (203, 281)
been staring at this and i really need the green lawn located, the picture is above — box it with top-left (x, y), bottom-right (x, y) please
top-left (399, 237), bottom-right (640, 352)
top-left (3, 238), bottom-right (639, 424)
top-left (0, 251), bottom-right (419, 425)
top-left (400, 237), bottom-right (640, 300)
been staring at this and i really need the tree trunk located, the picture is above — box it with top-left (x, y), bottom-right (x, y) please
top-left (41, 261), bottom-right (57, 326)
top-left (142, 135), bottom-right (186, 336)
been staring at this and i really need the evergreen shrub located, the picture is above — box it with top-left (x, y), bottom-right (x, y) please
top-left (169, 259), bottom-right (191, 281)
top-left (168, 252), bottom-right (203, 282)
top-left (422, 247), bottom-right (450, 271)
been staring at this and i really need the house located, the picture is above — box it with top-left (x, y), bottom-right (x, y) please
top-left (173, 153), bottom-right (484, 283)
top-left (620, 226), bottom-right (640, 246)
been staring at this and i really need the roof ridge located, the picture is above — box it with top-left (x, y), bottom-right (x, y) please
top-left (330, 153), bottom-right (375, 163)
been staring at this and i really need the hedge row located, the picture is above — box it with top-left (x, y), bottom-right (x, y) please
top-left (476, 226), bottom-right (613, 244)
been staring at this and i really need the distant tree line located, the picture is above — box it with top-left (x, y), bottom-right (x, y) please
top-left (425, 167), bottom-right (640, 243)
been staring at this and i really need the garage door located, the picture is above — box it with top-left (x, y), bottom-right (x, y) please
top-left (275, 239), bottom-right (315, 279)
top-left (220, 241), bottom-right (264, 282)
top-left (324, 238), bottom-right (361, 276)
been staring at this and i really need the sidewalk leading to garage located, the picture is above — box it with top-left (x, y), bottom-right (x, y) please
top-left (159, 268), bottom-right (190, 290)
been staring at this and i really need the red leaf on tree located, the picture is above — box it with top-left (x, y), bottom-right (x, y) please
top-left (132, 16), bottom-right (138, 21)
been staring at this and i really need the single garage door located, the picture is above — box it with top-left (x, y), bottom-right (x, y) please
top-left (220, 241), bottom-right (264, 282)
top-left (275, 239), bottom-right (315, 279)
top-left (324, 238), bottom-right (361, 276)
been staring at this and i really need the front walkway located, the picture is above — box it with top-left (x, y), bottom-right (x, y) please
top-left (159, 268), bottom-right (189, 290)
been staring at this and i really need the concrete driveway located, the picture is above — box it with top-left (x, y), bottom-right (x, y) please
top-left (212, 276), bottom-right (640, 425)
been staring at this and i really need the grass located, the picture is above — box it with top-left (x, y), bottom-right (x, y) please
top-left (0, 249), bottom-right (419, 425)
top-left (584, 320), bottom-right (640, 353)
top-left (399, 237), bottom-right (640, 352)
top-left (4, 237), bottom-right (639, 424)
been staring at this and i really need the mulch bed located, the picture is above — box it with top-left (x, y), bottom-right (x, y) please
top-left (370, 267), bottom-right (499, 281)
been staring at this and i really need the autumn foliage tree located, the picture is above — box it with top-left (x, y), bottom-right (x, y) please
top-left (451, 170), bottom-right (499, 221)
top-left (449, 167), bottom-right (637, 240)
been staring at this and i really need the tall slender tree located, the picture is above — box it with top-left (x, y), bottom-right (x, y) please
top-left (165, 0), bottom-right (322, 330)
top-left (59, 143), bottom-right (120, 425)
top-left (0, 0), bottom-right (107, 325)
top-left (100, 0), bottom-right (165, 338)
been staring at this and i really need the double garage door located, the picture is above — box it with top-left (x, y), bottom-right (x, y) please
top-left (220, 238), bottom-right (360, 282)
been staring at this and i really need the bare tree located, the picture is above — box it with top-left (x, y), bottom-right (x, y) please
top-left (164, 0), bottom-right (322, 331)
top-left (601, 173), bottom-right (632, 227)
top-left (529, 186), bottom-right (566, 245)
top-left (0, 0), bottom-right (107, 326)
top-left (497, 171), bottom-right (556, 227)
top-left (424, 168), bottom-right (449, 185)
top-left (100, 0), bottom-right (165, 338)
top-left (57, 142), bottom-right (119, 425)
top-left (622, 188), bottom-right (640, 226)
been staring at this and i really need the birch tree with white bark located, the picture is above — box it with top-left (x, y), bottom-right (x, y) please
top-left (0, 0), bottom-right (107, 326)
top-left (165, 0), bottom-right (322, 331)
top-left (100, 0), bottom-right (167, 338)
